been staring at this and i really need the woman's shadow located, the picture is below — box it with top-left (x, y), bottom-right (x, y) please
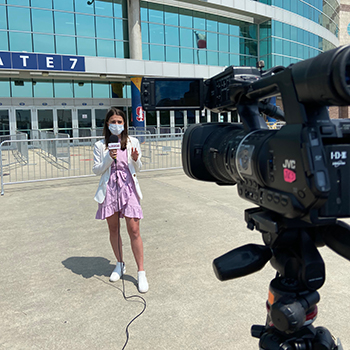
top-left (62, 256), bottom-right (137, 286)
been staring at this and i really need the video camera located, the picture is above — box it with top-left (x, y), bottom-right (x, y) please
top-left (141, 45), bottom-right (350, 349)
top-left (142, 45), bottom-right (350, 225)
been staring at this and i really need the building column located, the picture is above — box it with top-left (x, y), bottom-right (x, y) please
top-left (128, 0), bottom-right (142, 60)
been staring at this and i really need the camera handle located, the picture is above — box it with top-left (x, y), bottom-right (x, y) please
top-left (213, 208), bottom-right (347, 349)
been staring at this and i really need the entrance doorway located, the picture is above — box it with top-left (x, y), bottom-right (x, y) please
top-left (15, 109), bottom-right (31, 137)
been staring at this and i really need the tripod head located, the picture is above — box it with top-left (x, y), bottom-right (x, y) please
top-left (213, 208), bottom-right (350, 348)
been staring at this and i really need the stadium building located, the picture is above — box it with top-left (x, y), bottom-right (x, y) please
top-left (0, 0), bottom-right (340, 137)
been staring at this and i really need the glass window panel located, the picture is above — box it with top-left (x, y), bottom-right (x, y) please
top-left (0, 6), bottom-right (7, 30)
top-left (149, 23), bottom-right (164, 44)
top-left (142, 43), bottom-right (149, 60)
top-left (53, 0), bottom-right (73, 11)
top-left (75, 0), bottom-right (94, 14)
top-left (274, 0), bottom-right (282, 7)
top-left (274, 38), bottom-right (283, 54)
top-left (291, 25), bottom-right (298, 41)
top-left (76, 14), bottom-right (95, 37)
top-left (77, 37), bottom-right (96, 56)
top-left (141, 22), bottom-right (149, 43)
top-left (38, 109), bottom-right (53, 130)
top-left (165, 46), bottom-right (179, 63)
top-left (33, 34), bottom-right (55, 53)
top-left (297, 44), bottom-right (304, 58)
top-left (291, 41), bottom-right (298, 57)
top-left (195, 50), bottom-right (206, 65)
top-left (16, 109), bottom-right (31, 134)
top-left (115, 41), bottom-right (125, 58)
top-left (260, 39), bottom-right (268, 57)
top-left (179, 28), bottom-right (192, 48)
top-left (150, 44), bottom-right (164, 61)
top-left (283, 23), bottom-right (291, 40)
top-left (274, 21), bottom-right (283, 37)
top-left (149, 4), bottom-right (164, 24)
top-left (95, 0), bottom-right (113, 16)
top-left (95, 109), bottom-right (107, 128)
top-left (0, 81), bottom-right (10, 97)
top-left (165, 26), bottom-right (179, 46)
top-left (207, 51), bottom-right (218, 66)
top-left (33, 80), bottom-right (54, 97)
top-left (54, 81), bottom-right (74, 98)
top-left (56, 35), bottom-right (77, 55)
top-left (32, 9), bottom-right (54, 33)
top-left (123, 83), bottom-right (131, 98)
top-left (247, 25), bottom-right (257, 40)
top-left (297, 28), bottom-right (304, 43)
top-left (74, 82), bottom-right (92, 98)
top-left (0, 109), bottom-right (10, 135)
top-left (31, 0), bottom-right (52, 8)
top-left (114, 18), bottom-right (125, 40)
top-left (9, 32), bottom-right (33, 52)
top-left (0, 31), bottom-right (8, 51)
top-left (230, 36), bottom-right (239, 54)
top-left (114, 0), bottom-right (126, 18)
top-left (219, 34), bottom-right (228, 52)
top-left (229, 24), bottom-right (240, 36)
top-left (283, 40), bottom-right (291, 56)
top-left (96, 16), bottom-right (114, 39)
top-left (7, 0), bottom-right (29, 5)
top-left (8, 7), bottom-right (31, 31)
top-left (140, 6), bottom-right (148, 21)
top-left (179, 9), bottom-right (192, 28)
top-left (207, 32), bottom-right (217, 50)
top-left (193, 15), bottom-right (205, 30)
top-left (97, 39), bottom-right (115, 57)
top-left (11, 80), bottom-right (32, 98)
top-left (93, 82), bottom-right (110, 98)
top-left (230, 55), bottom-right (239, 66)
top-left (57, 109), bottom-right (72, 136)
top-left (291, 0), bottom-right (297, 13)
top-left (274, 55), bottom-right (283, 66)
top-left (219, 53), bottom-right (229, 67)
top-left (206, 15), bottom-right (217, 32)
top-left (218, 22), bottom-right (229, 35)
top-left (54, 12), bottom-right (75, 35)
top-left (180, 48), bottom-right (193, 63)
top-left (164, 8), bottom-right (178, 26)
top-left (78, 109), bottom-right (92, 129)
top-left (259, 22), bottom-right (271, 39)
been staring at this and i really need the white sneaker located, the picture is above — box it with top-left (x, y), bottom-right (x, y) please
top-left (137, 271), bottom-right (149, 293)
top-left (109, 262), bottom-right (126, 282)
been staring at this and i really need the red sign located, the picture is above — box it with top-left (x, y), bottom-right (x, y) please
top-left (136, 106), bottom-right (145, 122)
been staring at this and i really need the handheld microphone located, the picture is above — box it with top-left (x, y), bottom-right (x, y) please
top-left (108, 135), bottom-right (121, 163)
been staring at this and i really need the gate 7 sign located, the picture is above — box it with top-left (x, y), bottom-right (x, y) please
top-left (0, 51), bottom-right (85, 72)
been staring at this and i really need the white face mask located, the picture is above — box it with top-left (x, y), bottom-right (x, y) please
top-left (109, 124), bottom-right (124, 135)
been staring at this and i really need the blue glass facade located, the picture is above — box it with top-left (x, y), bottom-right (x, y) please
top-left (257, 0), bottom-right (339, 37)
top-left (0, 0), bottom-right (339, 98)
top-left (141, 2), bottom-right (258, 66)
top-left (0, 0), bottom-right (129, 57)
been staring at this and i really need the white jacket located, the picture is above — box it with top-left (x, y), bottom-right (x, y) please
top-left (92, 136), bottom-right (143, 204)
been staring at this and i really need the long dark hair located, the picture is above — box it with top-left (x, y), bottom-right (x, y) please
top-left (103, 107), bottom-right (128, 150)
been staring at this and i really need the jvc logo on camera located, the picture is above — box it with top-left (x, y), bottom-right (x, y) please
top-left (282, 159), bottom-right (296, 169)
top-left (331, 151), bottom-right (347, 168)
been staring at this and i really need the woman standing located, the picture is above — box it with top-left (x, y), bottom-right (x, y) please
top-left (92, 107), bottom-right (148, 293)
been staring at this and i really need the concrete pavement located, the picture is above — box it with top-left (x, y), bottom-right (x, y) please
top-left (0, 169), bottom-right (349, 349)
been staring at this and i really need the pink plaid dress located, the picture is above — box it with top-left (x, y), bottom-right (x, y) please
top-left (95, 148), bottom-right (143, 220)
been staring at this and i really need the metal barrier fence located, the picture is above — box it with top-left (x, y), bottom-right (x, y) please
top-left (0, 133), bottom-right (183, 195)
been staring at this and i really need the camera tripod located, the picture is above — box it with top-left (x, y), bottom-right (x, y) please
top-left (213, 208), bottom-right (350, 349)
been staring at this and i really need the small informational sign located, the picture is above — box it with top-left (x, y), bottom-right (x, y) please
top-left (82, 114), bottom-right (88, 119)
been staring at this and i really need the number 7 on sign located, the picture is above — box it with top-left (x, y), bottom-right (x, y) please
top-left (69, 58), bottom-right (77, 69)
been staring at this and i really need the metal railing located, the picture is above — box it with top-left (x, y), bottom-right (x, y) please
top-left (1, 132), bottom-right (184, 195)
